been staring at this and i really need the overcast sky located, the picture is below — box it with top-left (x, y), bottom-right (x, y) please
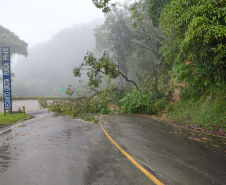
top-left (0, 0), bottom-right (125, 47)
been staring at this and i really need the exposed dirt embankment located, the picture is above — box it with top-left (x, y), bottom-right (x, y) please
top-left (169, 76), bottom-right (185, 105)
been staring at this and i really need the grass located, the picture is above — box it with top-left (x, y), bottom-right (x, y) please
top-left (168, 91), bottom-right (226, 132)
top-left (0, 112), bottom-right (32, 126)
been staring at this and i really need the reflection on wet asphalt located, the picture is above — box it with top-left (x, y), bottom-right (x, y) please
top-left (0, 113), bottom-right (152, 185)
top-left (0, 113), bottom-right (226, 185)
top-left (102, 115), bottom-right (226, 185)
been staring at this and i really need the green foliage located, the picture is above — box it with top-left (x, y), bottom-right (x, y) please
top-left (87, 2), bottom-right (167, 92)
top-left (73, 51), bottom-right (120, 88)
top-left (161, 0), bottom-right (226, 96)
top-left (48, 101), bottom-right (61, 112)
top-left (94, 2), bottom-right (165, 84)
top-left (0, 25), bottom-right (28, 68)
top-left (73, 51), bottom-right (139, 90)
top-left (120, 90), bottom-right (159, 115)
top-left (168, 90), bottom-right (226, 132)
top-left (154, 98), bottom-right (168, 111)
top-left (129, 0), bottom-right (172, 27)
top-left (0, 25), bottom-right (28, 83)
top-left (82, 115), bottom-right (98, 123)
top-left (94, 3), bottom-right (135, 76)
top-left (71, 2), bottom-right (171, 117)
top-left (93, 2), bottom-right (171, 98)
top-left (0, 112), bottom-right (32, 126)
top-left (88, 90), bottom-right (112, 114)
top-left (48, 88), bottom-right (118, 122)
top-left (142, 57), bottom-right (172, 97)
top-left (92, 0), bottom-right (115, 13)
top-left (38, 97), bottom-right (48, 108)
top-left (17, 107), bottom-right (23, 113)
top-left (65, 84), bottom-right (74, 98)
top-left (110, 89), bottom-right (127, 104)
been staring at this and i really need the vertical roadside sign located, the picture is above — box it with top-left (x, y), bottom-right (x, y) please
top-left (2, 47), bottom-right (12, 115)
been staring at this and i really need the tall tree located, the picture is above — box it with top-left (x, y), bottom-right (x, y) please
top-left (92, 0), bottom-right (114, 13)
top-left (90, 1), bottom-right (169, 94)
top-left (94, 2), bottom-right (164, 77)
top-left (0, 25), bottom-right (28, 69)
top-left (94, 3), bottom-right (134, 76)
top-left (92, 0), bottom-right (172, 26)
top-left (0, 25), bottom-right (28, 82)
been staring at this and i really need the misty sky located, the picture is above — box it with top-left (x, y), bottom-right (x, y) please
top-left (0, 0), bottom-right (125, 47)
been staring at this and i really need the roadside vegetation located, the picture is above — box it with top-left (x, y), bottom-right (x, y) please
top-left (168, 90), bottom-right (226, 132)
top-left (38, 97), bottom-right (49, 108)
top-left (0, 112), bottom-right (32, 127)
top-left (45, 0), bottom-right (226, 134)
top-left (47, 86), bottom-right (121, 123)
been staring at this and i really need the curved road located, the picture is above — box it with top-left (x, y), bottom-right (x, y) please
top-left (0, 112), bottom-right (226, 184)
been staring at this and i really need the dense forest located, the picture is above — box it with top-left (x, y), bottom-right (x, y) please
top-left (49, 0), bottom-right (226, 132)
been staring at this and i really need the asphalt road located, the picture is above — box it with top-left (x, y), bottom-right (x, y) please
top-left (0, 112), bottom-right (226, 185)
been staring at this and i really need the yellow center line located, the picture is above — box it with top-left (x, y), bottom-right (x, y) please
top-left (100, 123), bottom-right (164, 185)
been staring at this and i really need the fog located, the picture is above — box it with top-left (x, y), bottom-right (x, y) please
top-left (0, 0), bottom-right (125, 96)
top-left (0, 0), bottom-right (125, 47)
top-left (12, 19), bottom-right (104, 96)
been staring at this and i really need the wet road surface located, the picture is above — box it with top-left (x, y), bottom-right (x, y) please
top-left (102, 115), bottom-right (226, 185)
top-left (0, 113), bottom-right (226, 185)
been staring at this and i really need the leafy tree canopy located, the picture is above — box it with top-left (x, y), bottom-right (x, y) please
top-left (161, 0), bottom-right (226, 97)
top-left (94, 3), bottom-right (135, 76)
top-left (73, 51), bottom-right (139, 90)
top-left (129, 0), bottom-right (172, 27)
top-left (0, 25), bottom-right (28, 68)
top-left (94, 2), bottom-right (165, 84)
top-left (92, 0), bottom-right (115, 13)
top-left (92, 0), bottom-right (172, 27)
